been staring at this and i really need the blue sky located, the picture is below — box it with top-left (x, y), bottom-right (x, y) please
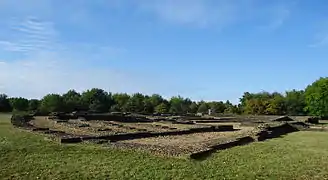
top-left (0, 0), bottom-right (327, 103)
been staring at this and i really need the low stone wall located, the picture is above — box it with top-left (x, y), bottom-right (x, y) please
top-left (272, 116), bottom-right (294, 122)
top-left (181, 116), bottom-right (215, 120)
top-left (193, 120), bottom-right (222, 123)
top-left (55, 114), bottom-right (152, 123)
top-left (257, 123), bottom-right (300, 141)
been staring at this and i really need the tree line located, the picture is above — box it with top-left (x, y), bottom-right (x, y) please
top-left (1, 77), bottom-right (328, 117)
top-left (0, 89), bottom-right (238, 115)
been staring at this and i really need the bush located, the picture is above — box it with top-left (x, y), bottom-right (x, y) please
top-left (11, 112), bottom-right (34, 127)
top-left (306, 117), bottom-right (319, 124)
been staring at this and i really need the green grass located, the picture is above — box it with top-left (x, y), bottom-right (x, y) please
top-left (1, 114), bottom-right (328, 180)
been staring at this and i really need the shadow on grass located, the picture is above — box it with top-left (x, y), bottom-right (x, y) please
top-left (190, 123), bottom-right (302, 161)
top-left (190, 136), bottom-right (255, 161)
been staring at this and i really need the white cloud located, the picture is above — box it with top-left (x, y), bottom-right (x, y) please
top-left (0, 17), bottom-right (142, 98)
top-left (0, 50), bottom-right (173, 99)
top-left (0, 0), bottom-right (297, 99)
top-left (0, 17), bottom-right (58, 54)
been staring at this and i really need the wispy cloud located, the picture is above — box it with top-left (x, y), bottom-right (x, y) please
top-left (0, 15), bottom-right (154, 99)
top-left (0, 51), bottom-right (172, 99)
top-left (0, 16), bottom-right (58, 54)
top-left (0, 16), bottom-right (125, 58)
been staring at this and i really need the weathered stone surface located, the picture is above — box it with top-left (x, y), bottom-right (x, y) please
top-left (272, 116), bottom-right (294, 122)
top-left (61, 137), bottom-right (82, 143)
top-left (257, 123), bottom-right (299, 141)
top-left (306, 117), bottom-right (319, 124)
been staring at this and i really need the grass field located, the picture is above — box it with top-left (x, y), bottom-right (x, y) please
top-left (1, 114), bottom-right (328, 179)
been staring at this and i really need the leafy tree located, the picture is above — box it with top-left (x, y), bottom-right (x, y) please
top-left (81, 88), bottom-right (113, 112)
top-left (169, 96), bottom-right (185, 114)
top-left (40, 94), bottom-right (64, 113)
top-left (0, 94), bottom-right (12, 112)
top-left (209, 101), bottom-right (226, 114)
top-left (305, 77), bottom-right (328, 117)
top-left (110, 104), bottom-right (121, 112)
top-left (266, 93), bottom-right (286, 115)
top-left (223, 100), bottom-right (236, 114)
top-left (143, 97), bottom-right (154, 114)
top-left (9, 97), bottom-right (29, 111)
top-left (126, 93), bottom-right (145, 113)
top-left (285, 89), bottom-right (306, 115)
top-left (224, 104), bottom-right (241, 114)
top-left (28, 99), bottom-right (40, 111)
top-left (149, 94), bottom-right (164, 108)
top-left (62, 90), bottom-right (82, 112)
top-left (182, 98), bottom-right (192, 113)
top-left (189, 102), bottom-right (199, 113)
top-left (239, 92), bottom-right (252, 112)
top-left (155, 103), bottom-right (168, 114)
top-left (89, 99), bottom-right (108, 113)
top-left (240, 91), bottom-right (284, 115)
top-left (112, 93), bottom-right (130, 112)
top-left (197, 102), bottom-right (209, 113)
top-left (243, 98), bottom-right (269, 115)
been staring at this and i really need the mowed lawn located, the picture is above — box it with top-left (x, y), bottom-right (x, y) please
top-left (1, 115), bottom-right (328, 180)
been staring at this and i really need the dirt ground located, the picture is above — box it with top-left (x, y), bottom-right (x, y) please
top-left (30, 116), bottom-right (220, 136)
top-left (30, 115), bottom-right (272, 156)
top-left (112, 126), bottom-right (257, 155)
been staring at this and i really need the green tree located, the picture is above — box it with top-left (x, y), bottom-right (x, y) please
top-left (62, 90), bottom-right (82, 112)
top-left (155, 103), bottom-right (168, 114)
top-left (285, 89), bottom-right (306, 115)
top-left (40, 94), bottom-right (64, 113)
top-left (266, 92), bottom-right (286, 115)
top-left (305, 77), bottom-right (328, 117)
top-left (182, 98), bottom-right (192, 113)
top-left (81, 88), bottom-right (113, 112)
top-left (125, 93), bottom-right (145, 113)
top-left (143, 96), bottom-right (154, 114)
top-left (149, 94), bottom-right (164, 108)
top-left (189, 102), bottom-right (198, 113)
top-left (240, 91), bottom-right (281, 115)
top-left (197, 102), bottom-right (209, 113)
top-left (209, 101), bottom-right (226, 114)
top-left (9, 97), bottom-right (29, 111)
top-left (224, 104), bottom-right (241, 114)
top-left (0, 94), bottom-right (12, 112)
top-left (169, 96), bottom-right (185, 114)
top-left (28, 99), bottom-right (40, 111)
top-left (89, 99), bottom-right (108, 113)
top-left (112, 93), bottom-right (130, 112)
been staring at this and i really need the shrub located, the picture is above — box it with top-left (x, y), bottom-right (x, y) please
top-left (306, 117), bottom-right (319, 124)
top-left (11, 112), bottom-right (34, 127)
